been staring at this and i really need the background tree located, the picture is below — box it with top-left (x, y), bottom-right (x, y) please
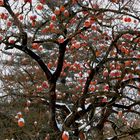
top-left (0, 0), bottom-right (140, 139)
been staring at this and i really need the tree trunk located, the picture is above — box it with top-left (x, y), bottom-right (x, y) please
top-left (48, 82), bottom-right (60, 139)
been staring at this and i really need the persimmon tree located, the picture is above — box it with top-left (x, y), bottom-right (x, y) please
top-left (0, 0), bottom-right (140, 139)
